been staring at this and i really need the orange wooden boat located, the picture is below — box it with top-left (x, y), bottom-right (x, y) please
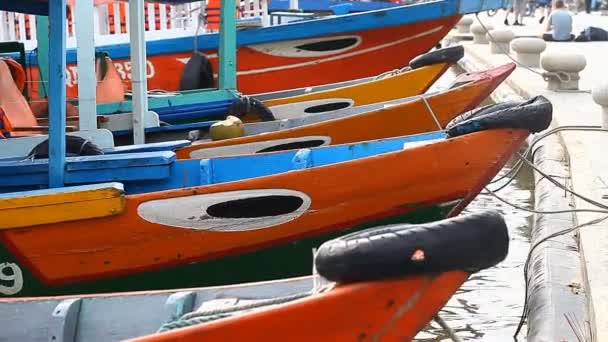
top-left (0, 211), bottom-right (510, 342)
top-left (175, 63), bottom-right (516, 159)
top-left (0, 95), bottom-right (552, 297)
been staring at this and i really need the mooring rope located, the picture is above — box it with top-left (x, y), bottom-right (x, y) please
top-left (157, 291), bottom-right (312, 333)
top-left (421, 96), bottom-right (444, 131)
top-left (474, 126), bottom-right (608, 338)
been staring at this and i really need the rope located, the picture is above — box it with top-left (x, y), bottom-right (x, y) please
top-left (473, 126), bottom-right (608, 338)
top-left (158, 291), bottom-right (312, 333)
top-left (421, 96), bottom-right (443, 131)
top-left (434, 314), bottom-right (464, 342)
top-left (486, 125), bottom-right (608, 191)
top-left (373, 65), bottom-right (411, 80)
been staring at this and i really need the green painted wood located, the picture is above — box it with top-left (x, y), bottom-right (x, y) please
top-left (35, 16), bottom-right (49, 98)
top-left (218, 0), bottom-right (237, 90)
top-left (95, 89), bottom-right (238, 114)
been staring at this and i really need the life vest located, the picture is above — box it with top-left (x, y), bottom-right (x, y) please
top-left (2, 58), bottom-right (26, 94)
top-left (0, 107), bottom-right (13, 139)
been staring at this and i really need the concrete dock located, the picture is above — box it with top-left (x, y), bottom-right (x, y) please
top-left (447, 11), bottom-right (608, 341)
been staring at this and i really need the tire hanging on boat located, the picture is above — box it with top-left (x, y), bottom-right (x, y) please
top-left (314, 211), bottom-right (510, 283)
top-left (446, 95), bottom-right (553, 137)
top-left (179, 53), bottom-right (215, 91)
top-left (27, 135), bottom-right (104, 159)
top-left (227, 96), bottom-right (276, 122)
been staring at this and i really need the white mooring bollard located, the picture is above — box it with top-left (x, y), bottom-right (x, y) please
top-left (471, 23), bottom-right (493, 44)
top-left (455, 16), bottom-right (474, 33)
top-left (592, 82), bottom-right (608, 128)
top-left (511, 37), bottom-right (546, 67)
top-left (540, 52), bottom-right (587, 91)
top-left (486, 29), bottom-right (515, 54)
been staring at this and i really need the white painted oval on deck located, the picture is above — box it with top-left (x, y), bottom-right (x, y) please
top-left (137, 189), bottom-right (312, 231)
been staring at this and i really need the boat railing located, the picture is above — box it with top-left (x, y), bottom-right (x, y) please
top-left (0, 0), bottom-right (269, 51)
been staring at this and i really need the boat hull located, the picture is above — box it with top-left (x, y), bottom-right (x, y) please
top-left (26, 15), bottom-right (460, 96)
top-left (0, 128), bottom-right (526, 297)
top-left (176, 63), bottom-right (515, 159)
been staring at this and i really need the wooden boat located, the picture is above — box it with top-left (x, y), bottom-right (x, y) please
top-left (122, 45), bottom-right (465, 124)
top-left (174, 63), bottom-right (516, 158)
top-left (0, 46), bottom-right (462, 140)
top-left (0, 96), bottom-right (552, 297)
top-left (20, 0), bottom-right (499, 96)
top-left (0, 60), bottom-right (505, 156)
top-left (0, 211), bottom-right (509, 342)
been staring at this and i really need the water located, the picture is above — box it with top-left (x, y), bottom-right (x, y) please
top-left (413, 68), bottom-right (534, 340)
top-left (415, 160), bottom-right (534, 341)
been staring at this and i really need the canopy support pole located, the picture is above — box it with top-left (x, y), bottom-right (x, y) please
top-left (218, 0), bottom-right (237, 90)
top-left (75, 0), bottom-right (97, 131)
top-left (35, 16), bottom-right (49, 98)
top-left (48, 0), bottom-right (67, 188)
top-left (289, 0), bottom-right (299, 11)
top-left (128, 0), bottom-right (147, 144)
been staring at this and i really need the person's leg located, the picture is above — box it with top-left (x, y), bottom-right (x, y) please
top-left (514, 1), bottom-right (521, 24)
top-left (585, 0), bottom-right (591, 12)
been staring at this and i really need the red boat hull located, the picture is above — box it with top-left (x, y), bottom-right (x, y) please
top-left (26, 15), bottom-right (460, 98)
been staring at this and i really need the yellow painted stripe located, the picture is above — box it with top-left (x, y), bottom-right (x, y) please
top-left (264, 63), bottom-right (446, 107)
top-left (0, 197), bottom-right (126, 230)
top-left (0, 186), bottom-right (124, 210)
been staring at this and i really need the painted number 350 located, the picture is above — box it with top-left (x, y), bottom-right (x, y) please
top-left (0, 262), bottom-right (23, 296)
top-left (66, 60), bottom-right (156, 87)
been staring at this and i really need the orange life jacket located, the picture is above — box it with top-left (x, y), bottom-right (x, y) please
top-left (0, 107), bottom-right (13, 139)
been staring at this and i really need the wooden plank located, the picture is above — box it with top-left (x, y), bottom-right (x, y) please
top-left (1, 150), bottom-right (174, 169)
top-left (103, 140), bottom-right (191, 154)
top-left (49, 298), bottom-right (82, 342)
top-left (0, 183), bottom-right (126, 229)
top-left (0, 183), bottom-right (124, 209)
top-left (0, 196), bottom-right (125, 229)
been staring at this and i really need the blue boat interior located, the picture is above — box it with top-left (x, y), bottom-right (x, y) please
top-left (0, 131), bottom-right (447, 195)
top-left (111, 120), bottom-right (219, 137)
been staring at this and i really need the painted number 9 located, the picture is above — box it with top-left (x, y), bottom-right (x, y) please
top-left (0, 262), bottom-right (23, 296)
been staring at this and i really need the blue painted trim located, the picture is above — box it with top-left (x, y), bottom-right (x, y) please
top-left (268, 0), bottom-right (397, 12)
top-left (47, 0), bottom-right (67, 188)
top-left (0, 131), bottom-right (447, 194)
